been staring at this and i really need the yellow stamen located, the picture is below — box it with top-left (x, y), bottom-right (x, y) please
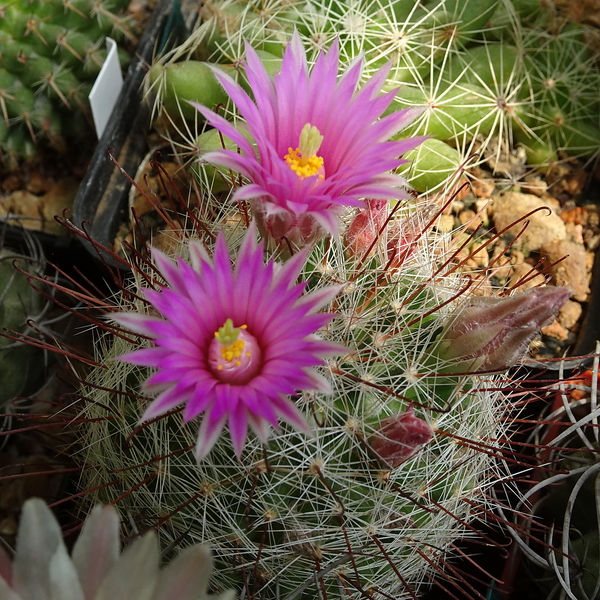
top-left (284, 123), bottom-right (325, 179)
top-left (214, 319), bottom-right (251, 364)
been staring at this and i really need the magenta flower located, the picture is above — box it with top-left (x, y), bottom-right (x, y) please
top-left (112, 224), bottom-right (345, 460)
top-left (192, 33), bottom-right (424, 245)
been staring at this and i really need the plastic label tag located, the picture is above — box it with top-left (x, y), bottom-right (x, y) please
top-left (89, 38), bottom-right (124, 139)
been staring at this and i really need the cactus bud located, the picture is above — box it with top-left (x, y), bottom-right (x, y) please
top-left (435, 286), bottom-right (571, 373)
top-left (344, 199), bottom-right (388, 259)
top-left (369, 406), bottom-right (433, 468)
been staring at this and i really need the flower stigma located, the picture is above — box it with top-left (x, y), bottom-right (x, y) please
top-left (209, 318), bottom-right (262, 384)
top-left (284, 123), bottom-right (325, 179)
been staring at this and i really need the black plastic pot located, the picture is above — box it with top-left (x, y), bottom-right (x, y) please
top-left (72, 0), bottom-right (191, 252)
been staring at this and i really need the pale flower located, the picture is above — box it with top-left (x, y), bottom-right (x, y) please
top-left (0, 498), bottom-right (234, 600)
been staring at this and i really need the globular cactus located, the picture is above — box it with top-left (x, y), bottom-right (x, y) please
top-left (0, 247), bottom-right (45, 407)
top-left (68, 34), bottom-right (569, 595)
top-left (72, 207), bottom-right (569, 599)
top-left (0, 0), bottom-right (135, 169)
top-left (50, 9), bottom-right (578, 600)
top-left (146, 0), bottom-right (600, 194)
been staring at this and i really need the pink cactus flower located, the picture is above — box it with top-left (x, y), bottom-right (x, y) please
top-left (193, 33), bottom-right (424, 245)
top-left (112, 224), bottom-right (346, 460)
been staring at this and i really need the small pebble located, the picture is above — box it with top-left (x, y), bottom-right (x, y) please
top-left (540, 239), bottom-right (590, 302)
top-left (558, 300), bottom-right (583, 330)
top-left (508, 263), bottom-right (546, 290)
top-left (471, 177), bottom-right (495, 198)
top-left (541, 320), bottom-right (569, 341)
top-left (470, 244), bottom-right (489, 268)
top-left (458, 209), bottom-right (483, 231)
top-left (436, 214), bottom-right (455, 233)
top-left (491, 192), bottom-right (566, 251)
top-left (521, 176), bottom-right (547, 196)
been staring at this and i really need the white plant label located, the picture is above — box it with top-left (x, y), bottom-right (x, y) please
top-left (89, 38), bottom-right (124, 139)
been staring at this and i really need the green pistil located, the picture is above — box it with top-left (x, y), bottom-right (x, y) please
top-left (215, 318), bottom-right (240, 345)
top-left (299, 123), bottom-right (324, 159)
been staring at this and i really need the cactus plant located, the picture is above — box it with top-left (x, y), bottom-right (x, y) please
top-left (0, 0), bottom-right (136, 169)
top-left (58, 35), bottom-right (569, 597)
top-left (68, 193), bottom-right (571, 600)
top-left (0, 247), bottom-right (45, 406)
top-left (12, 2), bottom-right (591, 599)
top-left (144, 0), bottom-right (600, 194)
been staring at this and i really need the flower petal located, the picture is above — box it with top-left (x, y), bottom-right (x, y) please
top-left (95, 533), bottom-right (159, 600)
top-left (12, 498), bottom-right (64, 600)
top-left (150, 545), bottom-right (221, 600)
top-left (72, 505), bottom-right (120, 600)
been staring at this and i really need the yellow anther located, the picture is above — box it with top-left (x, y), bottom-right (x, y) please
top-left (220, 339), bottom-right (246, 362)
top-left (284, 123), bottom-right (325, 179)
top-left (214, 319), bottom-right (252, 364)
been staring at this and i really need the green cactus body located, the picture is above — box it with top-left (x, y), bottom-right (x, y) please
top-left (0, 0), bottom-right (135, 167)
top-left (75, 211), bottom-right (510, 599)
top-left (148, 0), bottom-right (600, 192)
top-left (0, 250), bottom-right (44, 406)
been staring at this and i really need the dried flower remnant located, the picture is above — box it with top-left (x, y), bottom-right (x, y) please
top-left (435, 286), bottom-right (571, 373)
top-left (370, 406), bottom-right (433, 468)
top-left (193, 33), bottom-right (424, 245)
top-left (112, 224), bottom-right (346, 460)
top-left (0, 498), bottom-right (234, 600)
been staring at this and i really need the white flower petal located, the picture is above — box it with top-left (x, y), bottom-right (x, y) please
top-left (150, 545), bottom-right (213, 600)
top-left (49, 546), bottom-right (85, 600)
top-left (72, 506), bottom-right (120, 600)
top-left (95, 532), bottom-right (159, 600)
top-left (12, 499), bottom-right (65, 600)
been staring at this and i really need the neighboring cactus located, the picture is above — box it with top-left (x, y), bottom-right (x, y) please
top-left (0, 247), bottom-right (45, 406)
top-left (146, 0), bottom-right (600, 192)
top-left (0, 498), bottom-right (235, 600)
top-left (0, 0), bottom-right (135, 169)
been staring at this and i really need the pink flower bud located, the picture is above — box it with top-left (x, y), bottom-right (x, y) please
top-left (436, 286), bottom-right (571, 373)
top-left (370, 406), bottom-right (433, 468)
top-left (344, 199), bottom-right (388, 258)
top-left (254, 200), bottom-right (328, 246)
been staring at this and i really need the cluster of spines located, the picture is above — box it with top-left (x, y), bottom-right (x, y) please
top-left (69, 191), bottom-right (513, 599)
top-left (155, 0), bottom-right (600, 194)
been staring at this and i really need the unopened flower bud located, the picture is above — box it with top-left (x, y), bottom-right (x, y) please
top-left (370, 406), bottom-right (433, 468)
top-left (436, 286), bottom-right (571, 373)
top-left (344, 199), bottom-right (388, 259)
top-left (254, 200), bottom-right (327, 247)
